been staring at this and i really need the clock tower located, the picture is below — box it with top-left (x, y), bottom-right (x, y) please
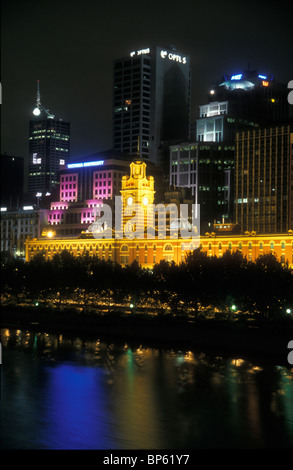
top-left (120, 159), bottom-right (155, 237)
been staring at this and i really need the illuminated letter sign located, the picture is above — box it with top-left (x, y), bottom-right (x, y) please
top-left (137, 48), bottom-right (150, 55)
top-left (262, 81), bottom-right (269, 87)
top-left (67, 160), bottom-right (104, 169)
top-left (33, 153), bottom-right (41, 164)
top-left (258, 74), bottom-right (267, 79)
top-left (160, 50), bottom-right (187, 64)
top-left (67, 163), bottom-right (83, 168)
top-left (231, 74), bottom-right (243, 80)
top-left (83, 160), bottom-right (104, 167)
top-left (130, 48), bottom-right (150, 57)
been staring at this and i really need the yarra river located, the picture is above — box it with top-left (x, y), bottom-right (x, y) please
top-left (1, 327), bottom-right (293, 449)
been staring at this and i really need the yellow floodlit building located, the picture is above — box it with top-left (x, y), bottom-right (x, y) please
top-left (25, 159), bottom-right (293, 268)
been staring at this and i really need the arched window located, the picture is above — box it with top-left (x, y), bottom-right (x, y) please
top-left (164, 243), bottom-right (173, 251)
top-left (281, 241), bottom-right (286, 250)
top-left (219, 242), bottom-right (222, 250)
top-left (163, 243), bottom-right (173, 262)
top-left (121, 245), bottom-right (129, 252)
top-left (238, 242), bottom-right (242, 250)
top-left (259, 241), bottom-right (263, 250)
top-left (229, 242), bottom-right (232, 251)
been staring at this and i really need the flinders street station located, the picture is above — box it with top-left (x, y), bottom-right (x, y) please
top-left (25, 158), bottom-right (293, 268)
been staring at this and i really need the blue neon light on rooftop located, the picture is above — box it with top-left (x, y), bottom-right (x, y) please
top-left (67, 160), bottom-right (104, 169)
top-left (258, 74), bottom-right (267, 80)
top-left (231, 74), bottom-right (243, 80)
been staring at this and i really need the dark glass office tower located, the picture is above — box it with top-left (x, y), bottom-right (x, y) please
top-left (28, 81), bottom-right (70, 196)
top-left (0, 154), bottom-right (24, 207)
top-left (113, 46), bottom-right (191, 172)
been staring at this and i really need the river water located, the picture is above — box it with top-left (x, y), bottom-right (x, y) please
top-left (1, 327), bottom-right (293, 450)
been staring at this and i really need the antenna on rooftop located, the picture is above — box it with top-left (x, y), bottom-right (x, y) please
top-left (36, 80), bottom-right (41, 106)
top-left (32, 80), bottom-right (55, 119)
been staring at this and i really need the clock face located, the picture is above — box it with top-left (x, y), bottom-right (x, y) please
top-left (142, 196), bottom-right (148, 206)
top-left (33, 107), bottom-right (41, 116)
top-left (127, 196), bottom-right (133, 205)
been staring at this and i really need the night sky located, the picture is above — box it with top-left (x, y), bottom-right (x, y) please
top-left (2, 0), bottom-right (293, 162)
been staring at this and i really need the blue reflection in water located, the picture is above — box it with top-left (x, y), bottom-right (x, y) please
top-left (42, 364), bottom-right (113, 449)
top-left (1, 329), bottom-right (293, 449)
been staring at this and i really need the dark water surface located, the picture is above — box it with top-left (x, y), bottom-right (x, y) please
top-left (1, 328), bottom-right (293, 449)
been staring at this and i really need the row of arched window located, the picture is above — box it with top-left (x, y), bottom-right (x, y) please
top-left (121, 243), bottom-right (173, 252)
top-left (205, 241), bottom-right (289, 251)
top-left (29, 240), bottom-right (292, 256)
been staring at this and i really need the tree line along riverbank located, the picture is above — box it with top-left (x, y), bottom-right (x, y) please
top-left (1, 248), bottom-right (293, 320)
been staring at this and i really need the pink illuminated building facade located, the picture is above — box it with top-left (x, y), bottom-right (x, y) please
top-left (46, 153), bottom-right (133, 236)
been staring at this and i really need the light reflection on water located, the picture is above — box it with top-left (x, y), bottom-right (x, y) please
top-left (1, 328), bottom-right (293, 449)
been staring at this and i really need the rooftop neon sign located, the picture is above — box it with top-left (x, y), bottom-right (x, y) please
top-left (231, 74), bottom-right (243, 80)
top-left (130, 48), bottom-right (150, 57)
top-left (67, 160), bottom-right (104, 169)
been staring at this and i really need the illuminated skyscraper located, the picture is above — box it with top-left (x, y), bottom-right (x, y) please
top-left (196, 70), bottom-right (289, 143)
top-left (113, 46), bottom-right (191, 173)
top-left (28, 81), bottom-right (70, 197)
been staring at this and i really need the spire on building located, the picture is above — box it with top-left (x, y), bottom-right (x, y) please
top-left (32, 80), bottom-right (55, 119)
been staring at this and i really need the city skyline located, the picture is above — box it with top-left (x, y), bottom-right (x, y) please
top-left (1, 2), bottom-right (293, 454)
top-left (2, 0), bottom-right (293, 162)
